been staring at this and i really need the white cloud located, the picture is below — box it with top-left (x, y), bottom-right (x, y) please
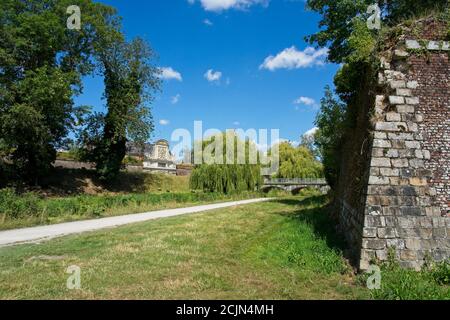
top-left (204, 69), bottom-right (222, 82)
top-left (159, 119), bottom-right (170, 125)
top-left (203, 19), bottom-right (213, 26)
top-left (189, 0), bottom-right (268, 12)
top-left (260, 46), bottom-right (328, 71)
top-left (160, 67), bottom-right (182, 81)
top-left (171, 94), bottom-right (181, 104)
top-left (294, 96), bottom-right (315, 106)
top-left (304, 127), bottom-right (318, 137)
top-left (233, 121), bottom-right (240, 126)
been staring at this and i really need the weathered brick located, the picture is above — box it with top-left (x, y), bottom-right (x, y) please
top-left (396, 105), bottom-right (415, 113)
top-left (392, 158), bottom-right (409, 168)
top-left (363, 239), bottom-right (386, 250)
top-left (373, 139), bottom-right (391, 148)
top-left (389, 96), bottom-right (405, 104)
top-left (396, 88), bottom-right (412, 96)
top-left (405, 97), bottom-right (419, 105)
top-left (386, 112), bottom-right (401, 122)
top-left (371, 157), bottom-right (391, 167)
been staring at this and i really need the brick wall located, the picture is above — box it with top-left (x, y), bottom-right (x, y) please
top-left (337, 19), bottom-right (450, 270)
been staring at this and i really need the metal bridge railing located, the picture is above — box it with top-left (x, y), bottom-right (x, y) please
top-left (263, 178), bottom-right (328, 185)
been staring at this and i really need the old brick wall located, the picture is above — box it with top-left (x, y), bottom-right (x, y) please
top-left (337, 19), bottom-right (450, 270)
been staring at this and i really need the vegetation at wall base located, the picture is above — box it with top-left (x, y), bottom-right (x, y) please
top-left (358, 258), bottom-right (450, 300)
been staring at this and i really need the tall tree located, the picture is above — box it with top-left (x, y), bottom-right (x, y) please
top-left (85, 38), bottom-right (160, 181)
top-left (190, 132), bottom-right (263, 193)
top-left (314, 86), bottom-right (347, 189)
top-left (275, 142), bottom-right (324, 179)
top-left (0, 0), bottom-right (121, 182)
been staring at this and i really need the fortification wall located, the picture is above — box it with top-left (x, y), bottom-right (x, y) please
top-left (337, 19), bottom-right (450, 270)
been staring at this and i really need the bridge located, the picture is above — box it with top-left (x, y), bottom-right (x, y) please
top-left (262, 178), bottom-right (329, 194)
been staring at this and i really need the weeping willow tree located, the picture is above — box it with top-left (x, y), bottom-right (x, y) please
top-left (190, 131), bottom-right (263, 193)
top-left (274, 142), bottom-right (324, 179)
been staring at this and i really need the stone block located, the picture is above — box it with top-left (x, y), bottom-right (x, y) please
top-left (363, 228), bottom-right (378, 238)
top-left (369, 176), bottom-right (390, 185)
top-left (405, 40), bottom-right (421, 50)
top-left (363, 239), bottom-right (386, 250)
top-left (427, 41), bottom-right (440, 50)
top-left (409, 177), bottom-right (427, 186)
top-left (400, 206), bottom-right (422, 216)
top-left (390, 81), bottom-right (406, 89)
top-left (389, 96), bottom-right (405, 105)
top-left (405, 141), bottom-right (421, 149)
top-left (396, 88), bottom-right (412, 96)
top-left (433, 228), bottom-right (447, 239)
top-left (400, 250), bottom-right (417, 261)
top-left (392, 158), bottom-right (409, 168)
top-left (394, 50), bottom-right (408, 58)
top-left (385, 149), bottom-right (399, 158)
top-left (365, 216), bottom-right (386, 228)
top-left (405, 97), bottom-right (419, 105)
top-left (386, 112), bottom-right (401, 122)
top-left (396, 105), bottom-right (415, 113)
top-left (376, 249), bottom-right (388, 261)
top-left (386, 239), bottom-right (405, 249)
top-left (380, 168), bottom-right (399, 177)
top-left (409, 159), bottom-right (425, 169)
top-left (373, 139), bottom-right (391, 148)
top-left (371, 157), bottom-right (391, 167)
top-left (406, 81), bottom-right (419, 89)
top-left (378, 227), bottom-right (397, 239)
top-left (374, 132), bottom-right (387, 139)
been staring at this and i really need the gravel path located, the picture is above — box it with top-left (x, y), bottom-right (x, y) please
top-left (0, 198), bottom-right (272, 247)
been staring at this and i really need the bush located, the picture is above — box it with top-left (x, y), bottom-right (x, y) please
top-left (0, 188), bottom-right (263, 227)
top-left (0, 188), bottom-right (40, 220)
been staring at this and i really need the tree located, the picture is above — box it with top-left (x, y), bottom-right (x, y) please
top-left (190, 132), bottom-right (263, 193)
top-left (305, 0), bottom-right (448, 64)
top-left (0, 0), bottom-right (121, 182)
top-left (275, 142), bottom-right (323, 179)
top-left (314, 86), bottom-right (347, 189)
top-left (82, 38), bottom-right (160, 181)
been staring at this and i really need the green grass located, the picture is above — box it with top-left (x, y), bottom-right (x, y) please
top-left (358, 258), bottom-right (450, 300)
top-left (0, 195), bottom-right (447, 300)
top-left (0, 189), bottom-right (263, 230)
top-left (0, 195), bottom-right (367, 300)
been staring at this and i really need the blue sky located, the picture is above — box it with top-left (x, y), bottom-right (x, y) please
top-left (75, 0), bottom-right (339, 146)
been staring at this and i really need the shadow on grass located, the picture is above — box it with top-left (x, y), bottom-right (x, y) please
top-left (0, 166), bottom-right (165, 196)
top-left (273, 196), bottom-right (348, 255)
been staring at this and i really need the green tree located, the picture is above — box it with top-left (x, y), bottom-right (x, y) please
top-left (275, 142), bottom-right (323, 179)
top-left (314, 86), bottom-right (347, 189)
top-left (305, 0), bottom-right (448, 64)
top-left (83, 38), bottom-right (160, 181)
top-left (190, 132), bottom-right (263, 193)
top-left (0, 0), bottom-right (121, 182)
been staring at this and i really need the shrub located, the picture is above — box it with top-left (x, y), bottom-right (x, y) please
top-left (0, 188), bottom-right (40, 219)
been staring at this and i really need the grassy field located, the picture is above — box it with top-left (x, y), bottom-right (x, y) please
top-left (0, 195), bottom-right (448, 300)
top-left (0, 189), bottom-right (262, 230)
